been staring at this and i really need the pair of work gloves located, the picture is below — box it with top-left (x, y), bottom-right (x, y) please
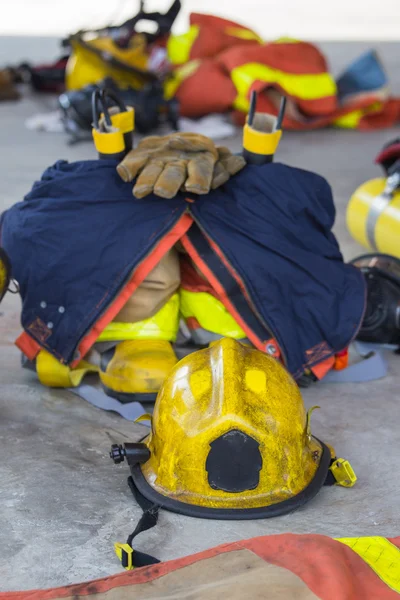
top-left (116, 132), bottom-right (246, 199)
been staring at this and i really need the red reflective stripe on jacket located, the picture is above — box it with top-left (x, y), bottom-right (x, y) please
top-left (71, 213), bottom-right (193, 367)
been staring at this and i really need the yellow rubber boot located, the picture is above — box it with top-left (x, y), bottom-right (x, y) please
top-left (99, 339), bottom-right (178, 403)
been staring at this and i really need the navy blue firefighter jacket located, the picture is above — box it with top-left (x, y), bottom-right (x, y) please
top-left (0, 159), bottom-right (366, 379)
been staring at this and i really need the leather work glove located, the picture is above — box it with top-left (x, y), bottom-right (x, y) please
top-left (116, 132), bottom-right (245, 199)
top-left (212, 146), bottom-right (246, 189)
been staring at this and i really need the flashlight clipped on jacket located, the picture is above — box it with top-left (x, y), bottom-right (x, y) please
top-left (92, 88), bottom-right (135, 161)
top-left (242, 91), bottom-right (287, 165)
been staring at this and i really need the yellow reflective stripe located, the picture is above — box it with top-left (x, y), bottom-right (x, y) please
top-left (333, 110), bottom-right (364, 129)
top-left (231, 63), bottom-right (337, 112)
top-left (98, 293), bottom-right (180, 342)
top-left (180, 289), bottom-right (245, 339)
top-left (224, 26), bottom-right (263, 43)
top-left (334, 102), bottom-right (383, 129)
top-left (336, 537), bottom-right (400, 593)
top-left (273, 37), bottom-right (302, 44)
top-left (235, 94), bottom-right (256, 114)
top-left (166, 25), bottom-right (200, 65)
top-left (164, 59), bottom-right (202, 100)
top-left (36, 350), bottom-right (98, 388)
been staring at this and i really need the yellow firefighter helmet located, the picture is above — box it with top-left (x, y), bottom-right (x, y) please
top-left (112, 338), bottom-right (356, 519)
top-left (65, 34), bottom-right (152, 92)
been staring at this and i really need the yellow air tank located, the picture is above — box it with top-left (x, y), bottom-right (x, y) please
top-left (347, 174), bottom-right (400, 256)
top-left (347, 145), bottom-right (400, 256)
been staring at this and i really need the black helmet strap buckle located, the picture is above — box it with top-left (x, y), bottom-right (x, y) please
top-left (114, 477), bottom-right (161, 570)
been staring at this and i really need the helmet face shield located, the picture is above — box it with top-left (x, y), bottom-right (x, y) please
top-left (125, 338), bottom-right (340, 519)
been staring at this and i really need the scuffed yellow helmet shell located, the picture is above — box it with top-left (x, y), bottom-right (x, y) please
top-left (133, 338), bottom-right (330, 517)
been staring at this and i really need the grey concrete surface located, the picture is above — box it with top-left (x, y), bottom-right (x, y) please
top-left (0, 40), bottom-right (400, 592)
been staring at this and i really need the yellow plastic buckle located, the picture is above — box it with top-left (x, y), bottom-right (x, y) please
top-left (114, 542), bottom-right (135, 570)
top-left (330, 458), bottom-right (357, 488)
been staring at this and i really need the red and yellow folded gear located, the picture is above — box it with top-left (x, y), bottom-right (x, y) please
top-left (4, 534), bottom-right (400, 599)
top-left (164, 14), bottom-right (400, 130)
top-left (64, 11), bottom-right (400, 131)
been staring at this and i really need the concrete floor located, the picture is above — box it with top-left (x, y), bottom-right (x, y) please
top-left (0, 40), bottom-right (400, 592)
